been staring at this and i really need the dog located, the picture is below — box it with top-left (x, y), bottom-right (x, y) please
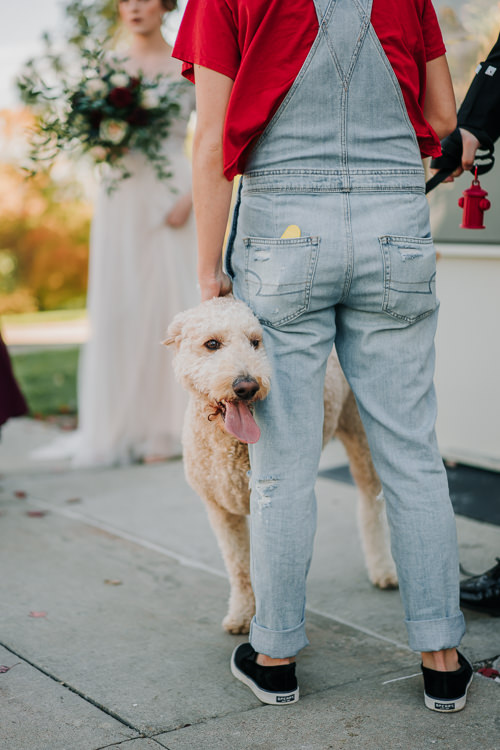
top-left (165, 295), bottom-right (397, 634)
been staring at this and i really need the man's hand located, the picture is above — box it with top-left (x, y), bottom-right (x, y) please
top-left (198, 269), bottom-right (232, 302)
top-left (458, 128), bottom-right (482, 175)
top-left (433, 128), bottom-right (481, 183)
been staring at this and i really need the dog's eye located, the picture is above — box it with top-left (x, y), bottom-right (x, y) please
top-left (204, 339), bottom-right (221, 351)
top-left (250, 339), bottom-right (260, 349)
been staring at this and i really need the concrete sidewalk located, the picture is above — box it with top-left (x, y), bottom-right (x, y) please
top-left (2, 317), bottom-right (89, 348)
top-left (0, 418), bottom-right (499, 750)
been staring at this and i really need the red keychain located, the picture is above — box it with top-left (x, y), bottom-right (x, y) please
top-left (458, 166), bottom-right (491, 229)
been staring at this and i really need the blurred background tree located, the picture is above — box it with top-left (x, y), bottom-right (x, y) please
top-left (0, 0), bottom-right (120, 316)
top-left (0, 109), bottom-right (92, 314)
top-left (436, 1), bottom-right (500, 103)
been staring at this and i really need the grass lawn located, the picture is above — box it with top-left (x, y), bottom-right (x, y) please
top-left (11, 347), bottom-right (79, 418)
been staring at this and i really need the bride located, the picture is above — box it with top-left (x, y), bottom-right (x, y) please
top-left (42, 0), bottom-right (198, 466)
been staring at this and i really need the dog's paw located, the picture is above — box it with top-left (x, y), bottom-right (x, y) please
top-left (371, 568), bottom-right (399, 590)
top-left (222, 613), bottom-right (252, 635)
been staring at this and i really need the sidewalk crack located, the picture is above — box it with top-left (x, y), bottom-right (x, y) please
top-left (0, 640), bottom-right (145, 736)
top-left (95, 739), bottom-right (169, 750)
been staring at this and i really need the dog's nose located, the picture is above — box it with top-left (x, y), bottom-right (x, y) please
top-left (232, 376), bottom-right (259, 400)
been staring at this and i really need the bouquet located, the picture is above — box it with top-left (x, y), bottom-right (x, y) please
top-left (18, 50), bottom-right (184, 192)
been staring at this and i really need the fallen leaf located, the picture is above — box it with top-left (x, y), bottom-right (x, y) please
top-left (65, 497), bottom-right (82, 504)
top-left (29, 611), bottom-right (47, 618)
top-left (0, 663), bottom-right (20, 673)
top-left (478, 667), bottom-right (500, 679)
top-left (104, 579), bottom-right (123, 586)
top-left (26, 510), bottom-right (48, 518)
top-left (14, 490), bottom-right (27, 499)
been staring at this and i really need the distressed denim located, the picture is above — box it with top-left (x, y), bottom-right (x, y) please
top-left (225, 0), bottom-right (465, 657)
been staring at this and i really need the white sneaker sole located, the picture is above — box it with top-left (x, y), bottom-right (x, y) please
top-left (230, 649), bottom-right (299, 705)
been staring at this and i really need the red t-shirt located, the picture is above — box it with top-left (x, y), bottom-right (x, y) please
top-left (173, 0), bottom-right (446, 179)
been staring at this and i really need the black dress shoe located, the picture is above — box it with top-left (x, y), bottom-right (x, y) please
top-left (460, 557), bottom-right (500, 616)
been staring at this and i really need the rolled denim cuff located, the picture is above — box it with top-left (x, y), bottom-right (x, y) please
top-left (405, 612), bottom-right (466, 653)
top-left (249, 616), bottom-right (309, 658)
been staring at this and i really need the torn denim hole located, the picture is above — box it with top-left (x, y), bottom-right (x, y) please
top-left (254, 248), bottom-right (271, 262)
top-left (255, 477), bottom-right (279, 511)
top-left (376, 489), bottom-right (386, 503)
top-left (399, 250), bottom-right (423, 261)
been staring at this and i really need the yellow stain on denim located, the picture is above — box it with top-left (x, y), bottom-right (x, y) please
top-left (280, 225), bottom-right (301, 239)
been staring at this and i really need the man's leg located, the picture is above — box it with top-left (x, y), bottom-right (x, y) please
top-left (247, 312), bottom-right (336, 659)
top-left (335, 304), bottom-right (465, 654)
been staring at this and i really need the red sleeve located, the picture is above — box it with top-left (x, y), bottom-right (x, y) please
top-left (421, 0), bottom-right (446, 62)
top-left (172, 0), bottom-right (240, 82)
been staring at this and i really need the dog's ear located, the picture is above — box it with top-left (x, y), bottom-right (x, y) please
top-left (162, 310), bottom-right (188, 348)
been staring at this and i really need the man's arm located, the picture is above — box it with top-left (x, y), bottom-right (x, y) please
top-left (192, 65), bottom-right (234, 301)
top-left (458, 33), bottom-right (500, 148)
top-left (431, 35), bottom-right (500, 181)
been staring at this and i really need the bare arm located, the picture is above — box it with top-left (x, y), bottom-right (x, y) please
top-left (192, 65), bottom-right (234, 301)
top-left (166, 192), bottom-right (193, 227)
top-left (424, 54), bottom-right (457, 140)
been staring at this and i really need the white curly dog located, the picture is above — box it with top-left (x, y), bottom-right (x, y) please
top-left (165, 295), bottom-right (397, 634)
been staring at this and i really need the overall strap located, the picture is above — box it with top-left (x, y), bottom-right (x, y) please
top-left (316, 0), bottom-right (374, 88)
top-left (244, 0), bottom-right (423, 185)
top-left (311, 0), bottom-right (374, 19)
top-left (310, 0), bottom-right (333, 20)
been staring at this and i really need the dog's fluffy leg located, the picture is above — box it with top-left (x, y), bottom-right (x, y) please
top-left (336, 393), bottom-right (398, 590)
top-left (204, 501), bottom-right (255, 634)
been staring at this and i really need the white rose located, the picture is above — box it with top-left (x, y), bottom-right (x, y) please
top-left (84, 78), bottom-right (108, 98)
top-left (140, 88), bottom-right (160, 109)
top-left (109, 73), bottom-right (130, 88)
top-left (99, 119), bottom-right (129, 145)
top-left (89, 145), bottom-right (108, 161)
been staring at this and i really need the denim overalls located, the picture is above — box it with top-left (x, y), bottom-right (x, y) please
top-left (225, 0), bottom-right (465, 657)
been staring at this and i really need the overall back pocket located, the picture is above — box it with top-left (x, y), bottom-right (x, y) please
top-left (379, 235), bottom-right (437, 324)
top-left (243, 236), bottom-right (320, 327)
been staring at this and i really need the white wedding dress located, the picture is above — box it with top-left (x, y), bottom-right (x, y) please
top-left (38, 81), bottom-right (198, 467)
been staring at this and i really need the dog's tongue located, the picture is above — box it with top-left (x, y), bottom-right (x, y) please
top-left (224, 402), bottom-right (261, 444)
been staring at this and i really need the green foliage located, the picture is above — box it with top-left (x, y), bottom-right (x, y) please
top-left (0, 251), bottom-right (18, 294)
top-left (65, 0), bottom-right (120, 48)
top-left (4, 1), bottom-right (127, 314)
top-left (17, 1), bottom-right (184, 193)
top-left (17, 0), bottom-right (118, 106)
top-left (10, 347), bottom-right (79, 417)
top-left (0, 163), bottom-right (91, 313)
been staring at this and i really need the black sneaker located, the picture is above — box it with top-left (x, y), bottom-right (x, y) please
top-left (230, 643), bottom-right (299, 705)
top-left (421, 651), bottom-right (473, 712)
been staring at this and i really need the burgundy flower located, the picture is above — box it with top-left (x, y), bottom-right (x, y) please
top-left (108, 87), bottom-right (133, 108)
top-left (126, 108), bottom-right (149, 126)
